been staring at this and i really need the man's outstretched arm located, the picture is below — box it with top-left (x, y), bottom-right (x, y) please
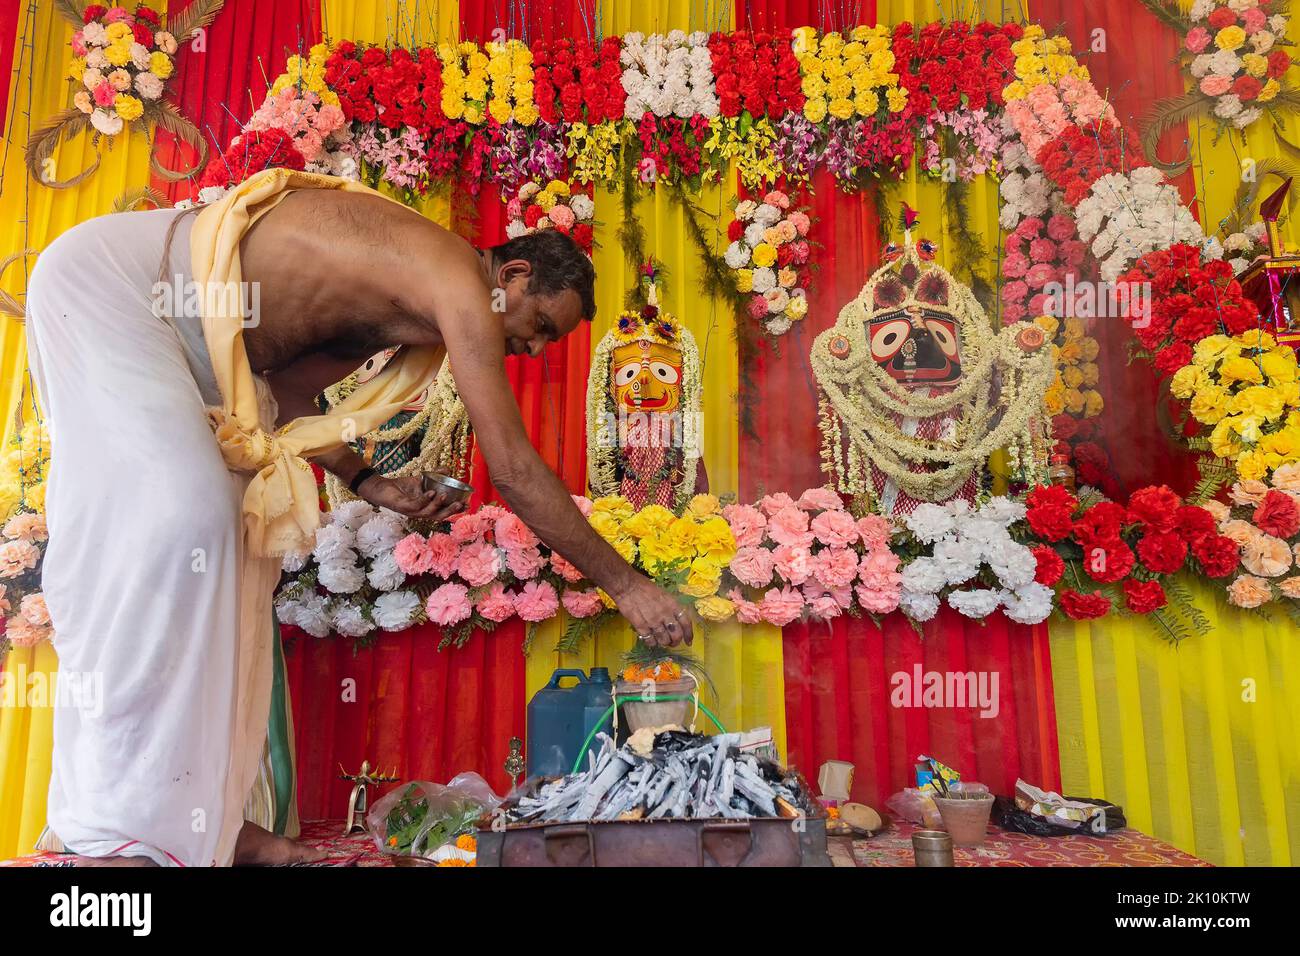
top-left (430, 252), bottom-right (692, 646)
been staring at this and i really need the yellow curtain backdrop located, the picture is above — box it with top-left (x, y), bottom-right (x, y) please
top-left (0, 0), bottom-right (158, 859)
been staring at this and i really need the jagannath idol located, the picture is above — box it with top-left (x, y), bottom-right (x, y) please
top-left (811, 214), bottom-right (1055, 516)
top-left (586, 271), bottom-right (706, 510)
top-left (321, 350), bottom-right (471, 505)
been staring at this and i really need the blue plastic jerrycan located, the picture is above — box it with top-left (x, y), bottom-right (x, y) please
top-left (526, 667), bottom-right (613, 778)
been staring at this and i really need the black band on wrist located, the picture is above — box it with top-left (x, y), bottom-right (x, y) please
top-left (349, 467), bottom-right (378, 494)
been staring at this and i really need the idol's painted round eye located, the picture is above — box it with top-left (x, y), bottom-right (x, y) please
top-left (355, 349), bottom-right (395, 384)
top-left (926, 319), bottom-right (959, 358)
top-left (649, 361), bottom-right (680, 385)
top-left (870, 319), bottom-right (911, 360)
top-left (614, 363), bottom-right (641, 387)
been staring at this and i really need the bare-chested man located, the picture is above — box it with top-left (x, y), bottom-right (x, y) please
top-left (24, 175), bottom-right (691, 867)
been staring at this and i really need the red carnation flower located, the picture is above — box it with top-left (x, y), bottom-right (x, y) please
top-left (1253, 489), bottom-right (1300, 539)
top-left (1031, 545), bottom-right (1065, 586)
top-left (1174, 505), bottom-right (1217, 543)
top-left (1060, 589), bottom-right (1112, 620)
top-left (135, 5), bottom-right (161, 25)
top-left (1193, 534), bottom-right (1241, 578)
top-left (1027, 483), bottom-right (1078, 513)
top-left (83, 5), bottom-right (107, 23)
top-left (132, 21), bottom-right (154, 46)
top-left (1127, 485), bottom-right (1182, 532)
top-left (1123, 579), bottom-right (1168, 615)
top-left (727, 219), bottom-right (744, 242)
top-left (1268, 50), bottom-right (1291, 79)
top-left (1082, 540), bottom-right (1136, 583)
top-left (1153, 342), bottom-right (1193, 376)
top-left (1074, 501), bottom-right (1128, 543)
top-left (572, 223), bottom-right (594, 251)
top-left (1136, 530), bottom-right (1188, 574)
top-left (1233, 75), bottom-right (1263, 101)
top-left (524, 205), bottom-right (544, 228)
top-left (1028, 504), bottom-right (1075, 542)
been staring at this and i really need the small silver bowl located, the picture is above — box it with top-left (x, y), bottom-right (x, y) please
top-left (421, 472), bottom-right (473, 502)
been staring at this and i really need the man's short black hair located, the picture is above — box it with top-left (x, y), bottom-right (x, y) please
top-left (489, 230), bottom-right (596, 322)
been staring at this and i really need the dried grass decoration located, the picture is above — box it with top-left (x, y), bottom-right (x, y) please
top-left (25, 0), bottom-right (224, 189)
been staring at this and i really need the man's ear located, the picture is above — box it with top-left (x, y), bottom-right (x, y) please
top-left (496, 257), bottom-right (533, 288)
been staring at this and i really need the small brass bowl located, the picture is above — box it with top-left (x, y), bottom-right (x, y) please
top-left (421, 472), bottom-right (473, 502)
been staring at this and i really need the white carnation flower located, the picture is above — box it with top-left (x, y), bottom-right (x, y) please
top-left (978, 496), bottom-right (1026, 526)
top-left (330, 600), bottom-right (374, 638)
top-left (1000, 583), bottom-right (1054, 625)
top-left (281, 548), bottom-right (312, 573)
top-left (318, 556), bottom-right (366, 594)
top-left (989, 544), bottom-right (1038, 591)
top-left (90, 109), bottom-right (123, 136)
top-left (753, 203), bottom-right (782, 226)
top-left (903, 502), bottom-right (956, 544)
top-left (331, 500), bottom-right (376, 531)
top-left (724, 241), bottom-right (751, 268)
top-left (900, 590), bottom-right (940, 622)
top-left (313, 523), bottom-right (357, 564)
top-left (367, 550), bottom-right (406, 592)
top-left (750, 267), bottom-right (777, 294)
top-left (569, 194), bottom-right (595, 220)
top-left (374, 590), bottom-right (422, 631)
top-left (766, 316), bottom-right (793, 336)
top-left (744, 221), bottom-right (767, 247)
top-left (735, 200), bottom-right (758, 220)
top-left (900, 556), bottom-right (947, 594)
top-left (947, 588), bottom-right (1002, 619)
top-left (356, 511), bottom-right (406, 559)
top-left (932, 538), bottom-right (979, 586)
top-left (290, 593), bottom-right (332, 637)
top-left (506, 219), bottom-right (529, 239)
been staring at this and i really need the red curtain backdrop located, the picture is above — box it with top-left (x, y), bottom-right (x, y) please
top-left (0, 0), bottom-right (21, 140)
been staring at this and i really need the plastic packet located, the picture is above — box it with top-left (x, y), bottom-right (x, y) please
top-left (885, 787), bottom-right (943, 828)
top-left (366, 771), bottom-right (502, 859)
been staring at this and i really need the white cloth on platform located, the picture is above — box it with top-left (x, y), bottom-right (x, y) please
top-left (25, 207), bottom-right (279, 866)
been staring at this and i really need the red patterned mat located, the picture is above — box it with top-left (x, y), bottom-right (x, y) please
top-left (2, 818), bottom-right (1207, 867)
top-left (832, 818), bottom-right (1210, 867)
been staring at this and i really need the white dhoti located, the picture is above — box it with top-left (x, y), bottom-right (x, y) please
top-left (25, 207), bottom-right (283, 866)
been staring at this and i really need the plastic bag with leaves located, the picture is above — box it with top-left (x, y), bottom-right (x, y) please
top-left (366, 772), bottom-right (502, 859)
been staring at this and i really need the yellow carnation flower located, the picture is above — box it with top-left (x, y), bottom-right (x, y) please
top-left (1190, 385), bottom-right (1230, 425)
top-left (105, 21), bottom-right (132, 42)
top-left (1220, 357), bottom-right (1265, 385)
top-left (828, 97), bottom-right (855, 120)
top-left (803, 97), bottom-right (828, 123)
top-left (1215, 26), bottom-right (1246, 51)
top-left (686, 494), bottom-right (720, 518)
top-left (886, 87), bottom-right (909, 112)
top-left (681, 557), bottom-right (723, 598)
top-left (751, 243), bottom-right (778, 268)
top-left (105, 40), bottom-right (133, 67)
top-left (788, 295), bottom-right (809, 320)
top-left (695, 595), bottom-right (735, 623)
top-left (1083, 390), bottom-right (1104, 418)
top-left (592, 495), bottom-right (635, 520)
top-left (149, 50), bottom-right (173, 79)
top-left (735, 269), bottom-right (754, 293)
top-left (1169, 364), bottom-right (1203, 400)
top-left (113, 93), bottom-right (143, 122)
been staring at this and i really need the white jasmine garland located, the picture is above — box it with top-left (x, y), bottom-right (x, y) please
top-left (374, 590), bottom-right (422, 631)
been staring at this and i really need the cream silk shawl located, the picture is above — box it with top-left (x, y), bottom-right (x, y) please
top-left (190, 167), bottom-right (447, 557)
top-left (189, 168), bottom-right (445, 864)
